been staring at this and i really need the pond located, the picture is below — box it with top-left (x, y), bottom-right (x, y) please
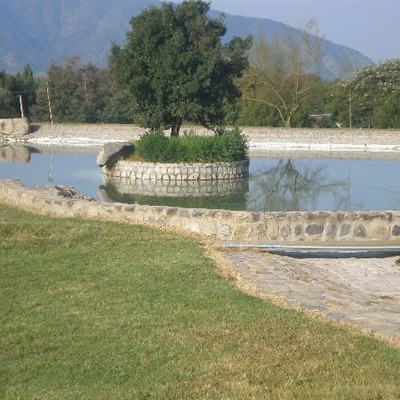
top-left (1, 143), bottom-right (399, 212)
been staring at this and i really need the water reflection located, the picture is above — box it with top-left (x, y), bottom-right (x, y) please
top-left (0, 144), bottom-right (35, 163)
top-left (247, 159), bottom-right (347, 211)
top-left (99, 160), bottom-right (349, 211)
top-left (0, 143), bottom-right (399, 212)
top-left (99, 179), bottom-right (249, 210)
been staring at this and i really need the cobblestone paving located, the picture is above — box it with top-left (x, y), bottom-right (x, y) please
top-left (219, 249), bottom-right (400, 342)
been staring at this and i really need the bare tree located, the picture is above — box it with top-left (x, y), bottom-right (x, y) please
top-left (239, 20), bottom-right (324, 127)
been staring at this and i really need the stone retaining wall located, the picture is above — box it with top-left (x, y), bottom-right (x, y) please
top-left (103, 160), bottom-right (249, 181)
top-left (1, 179), bottom-right (400, 243)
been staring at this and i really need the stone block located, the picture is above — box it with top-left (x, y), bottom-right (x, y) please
top-left (218, 223), bottom-right (232, 238)
top-left (325, 224), bottom-right (337, 238)
top-left (340, 224), bottom-right (351, 237)
top-left (266, 223), bottom-right (279, 240)
top-left (250, 223), bottom-right (268, 238)
top-left (370, 225), bottom-right (389, 239)
top-left (250, 213), bottom-right (261, 222)
top-left (232, 224), bottom-right (252, 240)
top-left (305, 224), bottom-right (324, 235)
top-left (280, 225), bottom-right (291, 238)
top-left (392, 225), bottom-right (400, 236)
top-left (295, 225), bottom-right (303, 236)
top-left (183, 220), bottom-right (201, 234)
top-left (353, 224), bottom-right (367, 238)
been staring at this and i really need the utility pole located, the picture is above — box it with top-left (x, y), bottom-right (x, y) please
top-left (348, 84), bottom-right (353, 129)
top-left (18, 95), bottom-right (25, 118)
top-left (46, 81), bottom-right (54, 124)
top-left (45, 81), bottom-right (54, 183)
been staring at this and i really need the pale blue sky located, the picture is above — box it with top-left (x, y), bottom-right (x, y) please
top-left (172, 0), bottom-right (399, 62)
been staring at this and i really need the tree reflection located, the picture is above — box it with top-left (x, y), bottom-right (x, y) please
top-left (247, 159), bottom-right (348, 211)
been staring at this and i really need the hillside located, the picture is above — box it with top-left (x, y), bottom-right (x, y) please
top-left (0, 0), bottom-right (373, 78)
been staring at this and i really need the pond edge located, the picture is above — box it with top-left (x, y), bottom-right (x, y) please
top-left (1, 179), bottom-right (400, 244)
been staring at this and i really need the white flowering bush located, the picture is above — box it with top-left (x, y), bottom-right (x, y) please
top-left (341, 59), bottom-right (400, 127)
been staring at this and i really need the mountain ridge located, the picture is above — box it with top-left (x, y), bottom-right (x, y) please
top-left (0, 0), bottom-right (374, 78)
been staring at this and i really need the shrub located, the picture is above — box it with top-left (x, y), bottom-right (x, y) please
top-left (134, 131), bottom-right (186, 162)
top-left (134, 128), bottom-right (248, 163)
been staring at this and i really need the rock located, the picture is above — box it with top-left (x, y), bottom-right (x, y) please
top-left (305, 224), bottom-right (324, 235)
top-left (34, 185), bottom-right (95, 201)
top-left (0, 118), bottom-right (30, 136)
top-left (97, 142), bottom-right (134, 166)
top-left (392, 225), bottom-right (400, 236)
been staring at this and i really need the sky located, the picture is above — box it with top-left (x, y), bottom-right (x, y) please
top-left (172, 0), bottom-right (399, 62)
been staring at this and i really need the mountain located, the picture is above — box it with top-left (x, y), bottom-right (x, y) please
top-left (0, 0), bottom-right (158, 72)
top-left (218, 12), bottom-right (373, 79)
top-left (0, 0), bottom-right (373, 78)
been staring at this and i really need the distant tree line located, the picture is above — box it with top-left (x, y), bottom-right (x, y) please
top-left (0, 65), bottom-right (37, 119)
top-left (32, 57), bottom-right (132, 124)
top-left (3, 52), bottom-right (400, 130)
top-left (1, 1), bottom-right (400, 130)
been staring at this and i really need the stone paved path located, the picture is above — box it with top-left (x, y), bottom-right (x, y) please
top-left (218, 249), bottom-right (400, 343)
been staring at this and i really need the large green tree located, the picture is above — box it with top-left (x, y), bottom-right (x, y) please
top-left (114, 0), bottom-right (251, 136)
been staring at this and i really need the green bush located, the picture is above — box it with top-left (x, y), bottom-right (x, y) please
top-left (135, 128), bottom-right (248, 163)
top-left (134, 131), bottom-right (185, 162)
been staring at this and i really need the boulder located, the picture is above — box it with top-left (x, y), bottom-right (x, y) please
top-left (0, 118), bottom-right (30, 136)
top-left (97, 142), bottom-right (134, 167)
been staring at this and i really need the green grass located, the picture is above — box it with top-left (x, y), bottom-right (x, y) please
top-left (1, 203), bottom-right (400, 399)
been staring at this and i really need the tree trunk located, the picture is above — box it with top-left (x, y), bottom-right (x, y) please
top-left (170, 119), bottom-right (182, 137)
top-left (284, 116), bottom-right (292, 128)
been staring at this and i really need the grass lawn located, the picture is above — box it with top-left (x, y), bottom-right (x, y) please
top-left (1, 203), bottom-right (400, 399)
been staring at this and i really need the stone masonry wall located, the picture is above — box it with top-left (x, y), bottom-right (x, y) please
top-left (1, 179), bottom-right (400, 243)
top-left (103, 160), bottom-right (249, 181)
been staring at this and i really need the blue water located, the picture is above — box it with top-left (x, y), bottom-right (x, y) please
top-left (0, 152), bottom-right (102, 198)
top-left (248, 158), bottom-right (400, 211)
top-left (1, 146), bottom-right (399, 212)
